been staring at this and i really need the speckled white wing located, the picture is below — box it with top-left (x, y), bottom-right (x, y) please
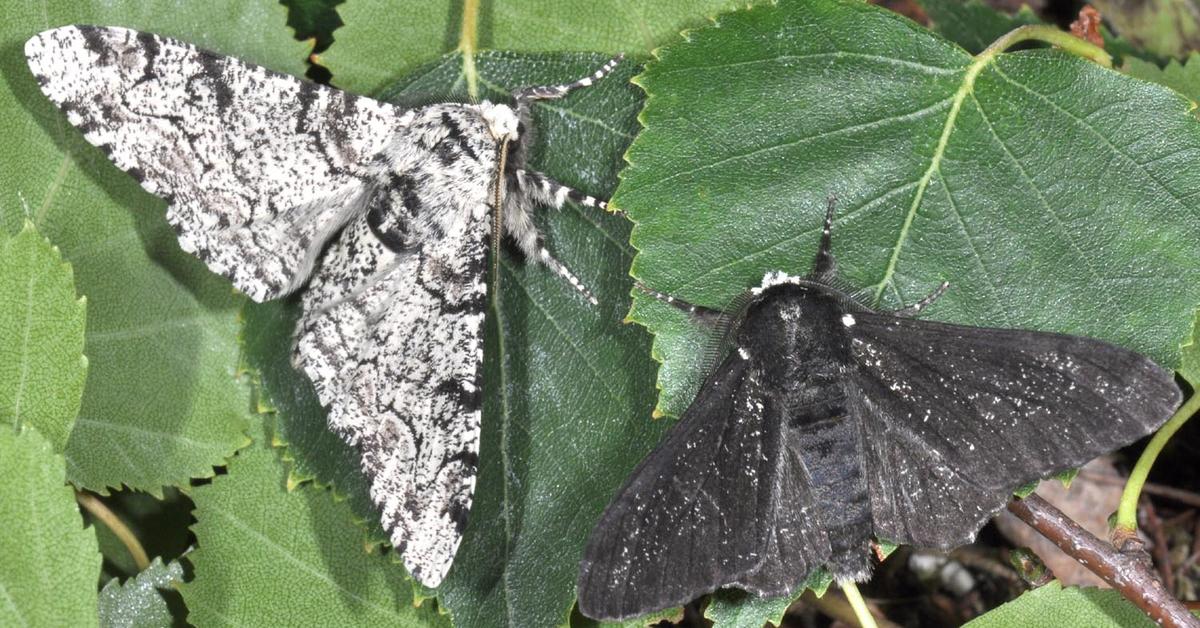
top-left (25, 25), bottom-right (409, 301)
top-left (293, 105), bottom-right (498, 588)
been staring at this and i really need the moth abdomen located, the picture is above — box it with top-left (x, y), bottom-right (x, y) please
top-left (791, 404), bottom-right (873, 580)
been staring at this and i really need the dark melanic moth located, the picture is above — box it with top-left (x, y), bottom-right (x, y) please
top-left (577, 199), bottom-right (1181, 620)
top-left (26, 25), bottom-right (622, 587)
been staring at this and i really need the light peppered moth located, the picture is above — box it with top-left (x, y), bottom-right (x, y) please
top-left (26, 25), bottom-right (622, 587)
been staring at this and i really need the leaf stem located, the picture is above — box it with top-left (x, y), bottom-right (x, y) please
top-left (1116, 390), bottom-right (1200, 533)
top-left (839, 580), bottom-right (878, 628)
top-left (458, 0), bottom-right (481, 100)
top-left (980, 24), bottom-right (1112, 68)
top-left (75, 490), bottom-right (149, 571)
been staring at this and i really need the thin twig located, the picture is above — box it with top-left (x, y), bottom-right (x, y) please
top-left (1163, 509), bottom-right (1195, 530)
top-left (75, 490), bottom-right (150, 571)
top-left (1007, 494), bottom-right (1198, 627)
top-left (1080, 469), bottom-right (1200, 510)
top-left (1142, 498), bottom-right (1176, 593)
top-left (1183, 517), bottom-right (1200, 575)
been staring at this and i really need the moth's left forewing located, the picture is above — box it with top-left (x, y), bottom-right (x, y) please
top-left (846, 313), bottom-right (1180, 549)
top-left (25, 25), bottom-right (409, 301)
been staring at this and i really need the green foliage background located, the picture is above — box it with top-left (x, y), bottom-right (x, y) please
top-left (2, 0), bottom-right (1200, 626)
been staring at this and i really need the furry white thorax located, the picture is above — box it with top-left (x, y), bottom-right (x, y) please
top-left (751, 270), bottom-right (803, 294)
top-left (479, 102), bottom-right (519, 142)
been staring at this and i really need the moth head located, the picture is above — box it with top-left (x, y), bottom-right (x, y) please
top-left (479, 102), bottom-right (520, 143)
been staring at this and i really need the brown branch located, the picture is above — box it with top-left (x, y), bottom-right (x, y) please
top-left (1007, 494), bottom-right (1198, 628)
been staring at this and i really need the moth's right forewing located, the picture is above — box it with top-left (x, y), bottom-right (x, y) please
top-left (291, 107), bottom-right (497, 588)
top-left (849, 314), bottom-right (1180, 549)
top-left (25, 25), bottom-right (409, 301)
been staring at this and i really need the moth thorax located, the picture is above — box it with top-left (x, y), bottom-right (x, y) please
top-left (480, 102), bottom-right (520, 142)
top-left (776, 300), bottom-right (804, 323)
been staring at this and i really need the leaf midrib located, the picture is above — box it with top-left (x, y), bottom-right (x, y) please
top-left (205, 503), bottom-right (408, 621)
top-left (870, 48), bottom-right (996, 305)
top-left (11, 237), bottom-right (37, 426)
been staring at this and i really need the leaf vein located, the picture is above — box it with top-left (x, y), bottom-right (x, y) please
top-left (500, 262), bottom-right (624, 407)
top-left (670, 179), bottom-right (922, 294)
top-left (649, 51), bottom-right (965, 79)
top-left (630, 96), bottom-right (954, 198)
top-left (0, 580), bottom-right (27, 628)
top-left (969, 92), bottom-right (1106, 287)
top-left (205, 505), bottom-right (407, 620)
top-left (73, 416), bottom-right (231, 449)
top-left (991, 65), bottom-right (1193, 213)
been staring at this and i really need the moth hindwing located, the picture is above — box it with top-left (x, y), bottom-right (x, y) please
top-left (26, 25), bottom-right (622, 588)
top-left (577, 199), bottom-right (1181, 620)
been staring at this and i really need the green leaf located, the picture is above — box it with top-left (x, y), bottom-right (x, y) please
top-left (920, 0), bottom-right (1041, 55)
top-left (1013, 480), bottom-right (1039, 498)
top-left (98, 557), bottom-right (184, 628)
top-left (706, 590), bottom-right (794, 627)
top-left (0, 426), bottom-right (101, 628)
top-left (401, 54), bottom-right (661, 628)
top-left (1125, 53), bottom-right (1200, 105)
top-left (620, 0), bottom-right (1200, 419)
top-left (321, 0), bottom-right (748, 94)
top-left (0, 223), bottom-right (86, 451)
top-left (180, 425), bottom-right (450, 627)
top-left (243, 51), bottom-right (665, 627)
top-left (574, 606), bottom-right (681, 628)
top-left (1, 1), bottom-right (307, 494)
top-left (705, 568), bottom-right (834, 627)
top-left (1091, 0), bottom-right (1200, 60)
top-left (1178, 310), bottom-right (1200, 386)
top-left (962, 581), bottom-right (1154, 628)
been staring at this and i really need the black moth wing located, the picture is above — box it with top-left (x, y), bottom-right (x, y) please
top-left (847, 312), bottom-right (1181, 548)
top-left (577, 351), bottom-right (831, 621)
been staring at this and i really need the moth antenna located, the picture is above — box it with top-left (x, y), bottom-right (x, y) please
top-left (634, 282), bottom-right (724, 321)
top-left (513, 169), bottom-right (618, 215)
top-left (512, 55), bottom-right (623, 126)
top-left (810, 195), bottom-right (838, 281)
top-left (539, 246), bottom-right (598, 305)
top-left (492, 139), bottom-right (511, 295)
top-left (894, 281), bottom-right (950, 317)
top-left (513, 54), bottom-right (623, 103)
